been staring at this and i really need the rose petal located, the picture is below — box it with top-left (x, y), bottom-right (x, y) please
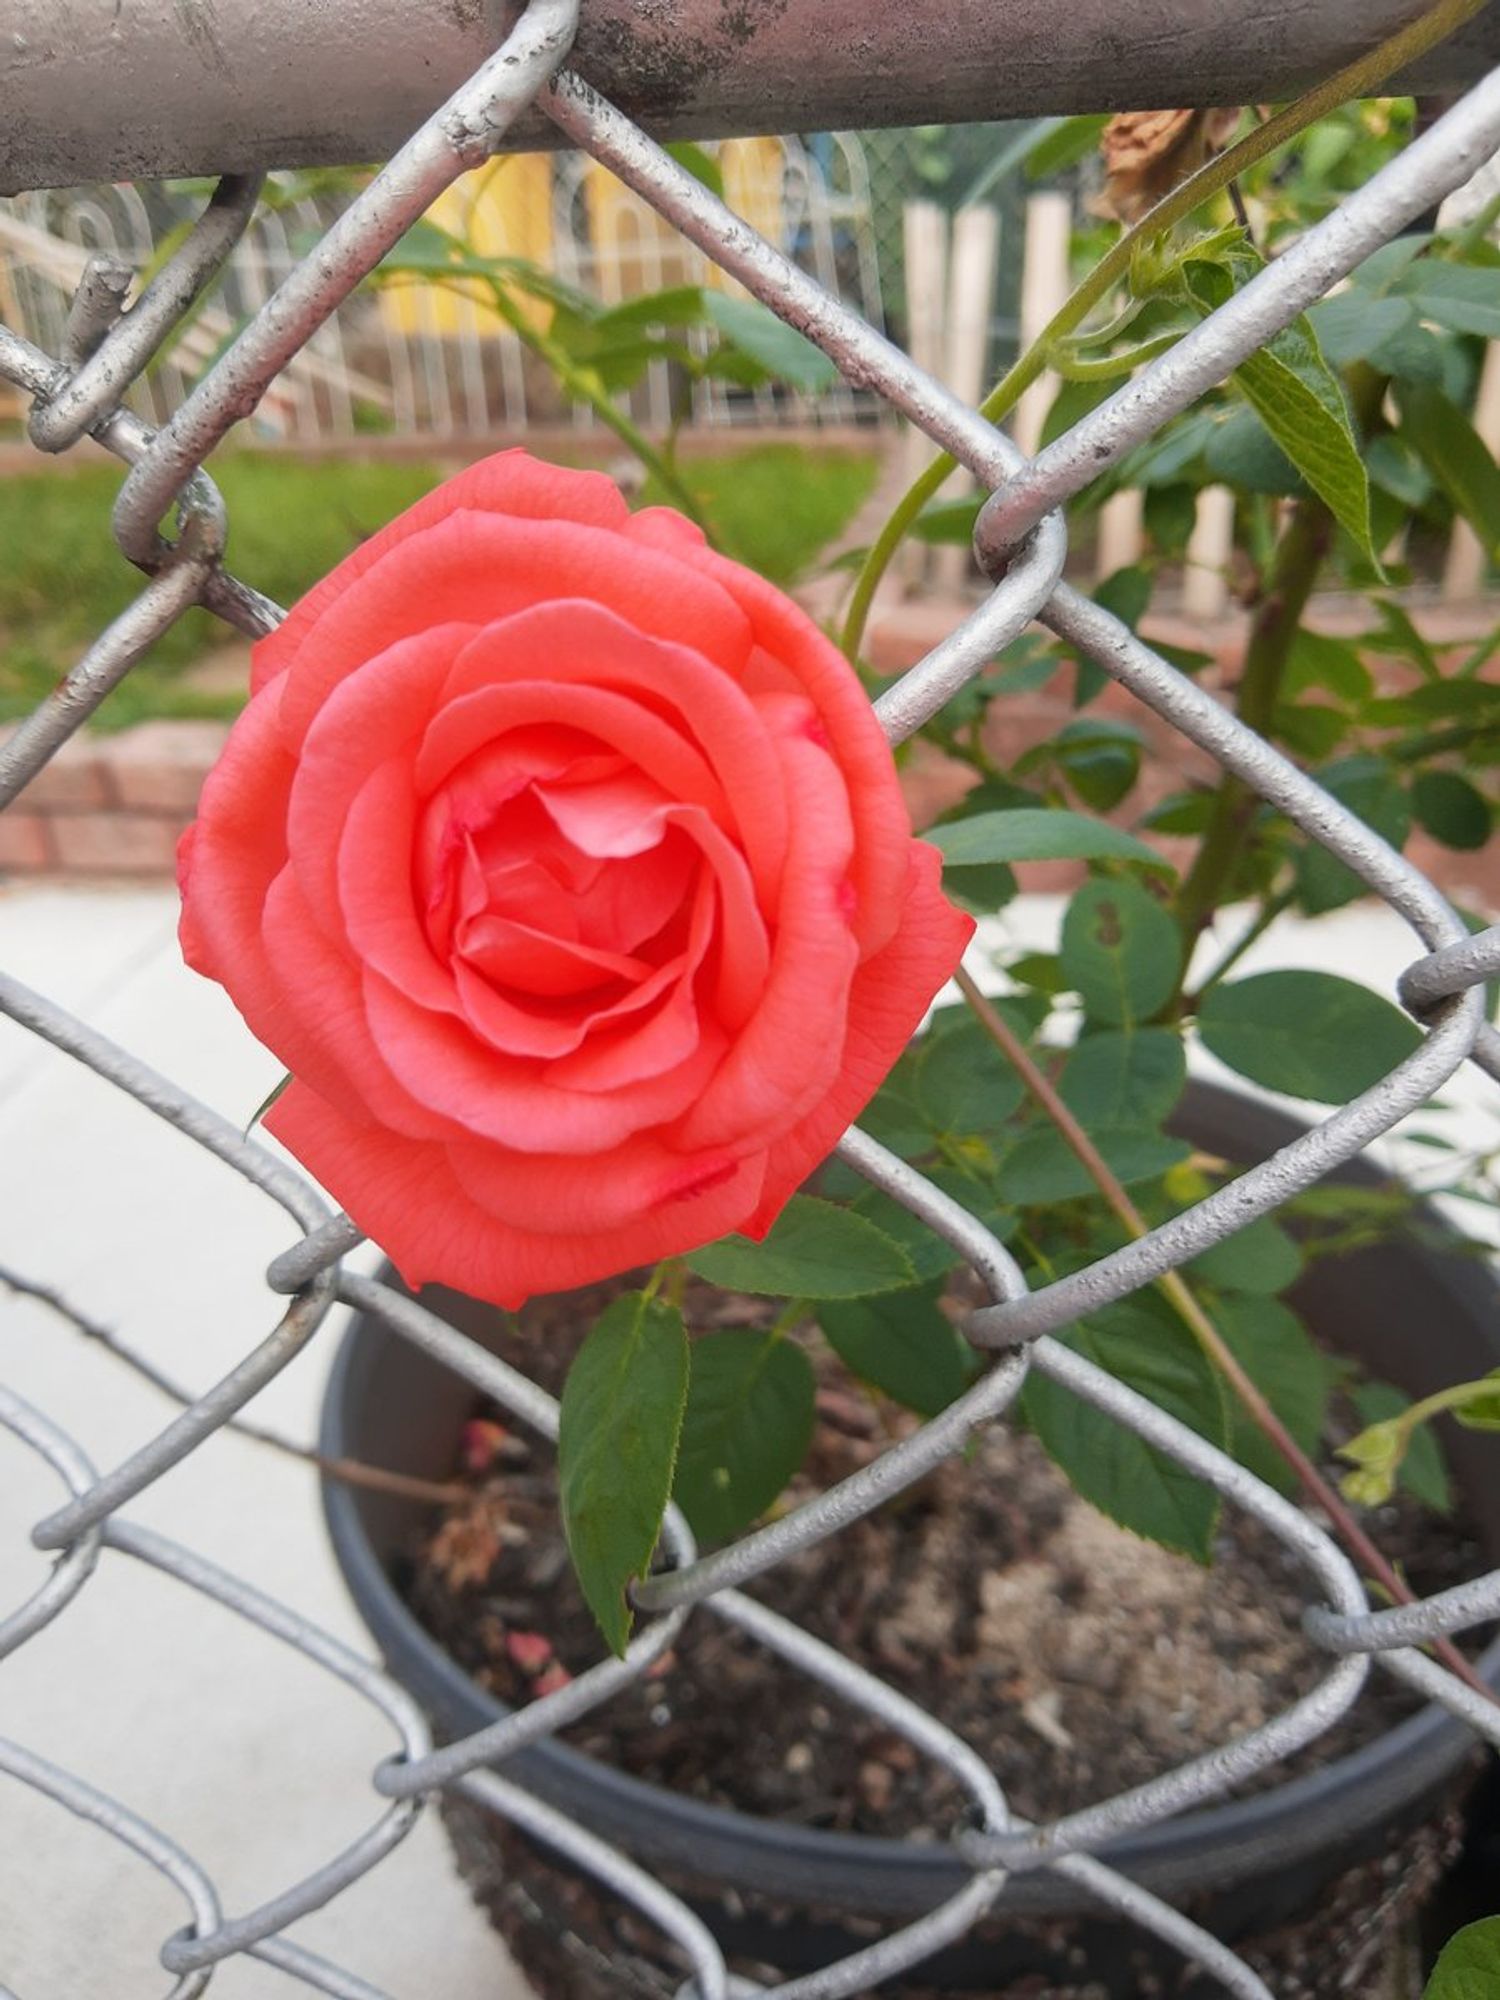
top-left (438, 602), bottom-right (789, 905)
top-left (287, 622), bottom-right (472, 943)
top-left (266, 1078), bottom-right (766, 1309)
top-left (678, 544), bottom-right (913, 954)
top-left (748, 842), bottom-right (974, 1227)
top-left (271, 514), bottom-right (754, 746)
top-left (361, 962), bottom-right (726, 1152)
top-left (678, 703), bottom-right (858, 1151)
top-left (251, 451), bottom-right (632, 694)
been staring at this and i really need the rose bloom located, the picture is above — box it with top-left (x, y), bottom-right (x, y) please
top-left (179, 452), bottom-right (972, 1306)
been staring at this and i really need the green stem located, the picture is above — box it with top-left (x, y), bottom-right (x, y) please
top-left (1170, 499), bottom-right (1333, 982)
top-left (1169, 365), bottom-right (1386, 999)
top-left (1051, 330), bottom-right (1186, 382)
top-left (1186, 884), bottom-right (1297, 1004)
top-left (1387, 1373), bottom-right (1500, 1442)
top-left (839, 0), bottom-right (1487, 665)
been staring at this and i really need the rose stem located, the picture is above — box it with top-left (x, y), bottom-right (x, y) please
top-left (2, 1265), bottom-right (469, 1509)
top-left (953, 968), bottom-right (1496, 1706)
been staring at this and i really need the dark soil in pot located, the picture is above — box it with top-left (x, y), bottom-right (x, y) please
top-left (321, 1083), bottom-right (1500, 1995)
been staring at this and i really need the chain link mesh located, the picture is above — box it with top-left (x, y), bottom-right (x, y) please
top-left (4, 7), bottom-right (1500, 1995)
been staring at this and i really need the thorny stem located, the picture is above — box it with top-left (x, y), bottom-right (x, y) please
top-left (1184, 885), bottom-right (1297, 1005)
top-left (839, 0), bottom-right (1488, 665)
top-left (3, 1266), bottom-right (469, 1510)
top-left (952, 969), bottom-right (1498, 1707)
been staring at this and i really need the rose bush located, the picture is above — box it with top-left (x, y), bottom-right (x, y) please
top-left (179, 451), bottom-right (972, 1305)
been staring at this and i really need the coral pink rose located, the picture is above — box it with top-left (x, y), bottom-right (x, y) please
top-left (179, 452), bottom-right (972, 1306)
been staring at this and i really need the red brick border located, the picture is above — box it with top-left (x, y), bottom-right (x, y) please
top-left (0, 721), bottom-right (229, 879)
top-left (2, 596), bottom-right (1495, 911)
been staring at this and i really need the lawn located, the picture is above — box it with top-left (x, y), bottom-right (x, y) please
top-left (0, 442), bottom-right (879, 730)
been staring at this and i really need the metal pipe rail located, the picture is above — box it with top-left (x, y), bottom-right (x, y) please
top-left (4, 0), bottom-right (1500, 192)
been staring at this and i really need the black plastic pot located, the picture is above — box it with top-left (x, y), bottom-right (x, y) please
top-left (321, 1082), bottom-right (1500, 1991)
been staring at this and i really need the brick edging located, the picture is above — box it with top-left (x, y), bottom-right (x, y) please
top-left (0, 721), bottom-right (230, 878)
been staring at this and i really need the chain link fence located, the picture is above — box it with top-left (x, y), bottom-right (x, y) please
top-left (0, 131), bottom-right (886, 444)
top-left (4, 3), bottom-right (1500, 1994)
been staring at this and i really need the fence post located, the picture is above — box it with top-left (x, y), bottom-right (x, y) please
top-left (900, 200), bottom-right (950, 587)
top-left (1012, 191), bottom-right (1072, 458)
top-left (933, 204), bottom-right (1001, 591)
top-left (1442, 338), bottom-right (1500, 600)
top-left (1182, 485), bottom-right (1236, 621)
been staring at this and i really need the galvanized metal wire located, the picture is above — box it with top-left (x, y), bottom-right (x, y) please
top-left (3, 6), bottom-right (1500, 1994)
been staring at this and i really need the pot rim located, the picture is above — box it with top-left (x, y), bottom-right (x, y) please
top-left (319, 1077), bottom-right (1500, 1916)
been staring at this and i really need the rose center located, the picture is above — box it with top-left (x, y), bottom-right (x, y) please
top-left (418, 748), bottom-right (702, 1016)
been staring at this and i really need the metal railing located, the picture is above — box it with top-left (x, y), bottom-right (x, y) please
top-left (4, 5), bottom-right (1500, 1995)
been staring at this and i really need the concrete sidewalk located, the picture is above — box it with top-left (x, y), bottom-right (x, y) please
top-left (1, 881), bottom-right (1496, 1998)
top-left (0, 883), bottom-right (529, 1999)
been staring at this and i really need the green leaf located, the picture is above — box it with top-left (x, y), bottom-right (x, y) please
top-left (1183, 258), bottom-right (1377, 564)
top-left (1399, 382), bottom-right (1500, 558)
top-left (819, 1280), bottom-right (972, 1417)
top-left (1366, 433), bottom-right (1434, 508)
top-left (1452, 1369), bottom-right (1500, 1432)
top-left (929, 808), bottom-right (1168, 872)
top-left (1142, 788), bottom-right (1217, 835)
top-left (245, 1069), bottom-right (293, 1135)
top-left (1059, 1028), bottom-right (1187, 1127)
top-left (944, 861), bottom-right (1019, 918)
top-left (1350, 235), bottom-right (1431, 294)
top-left (1054, 720), bottom-right (1143, 812)
top-left (911, 495), bottom-right (983, 545)
top-left (1000, 1124), bottom-right (1188, 1203)
top-left (1008, 950), bottom-right (1068, 996)
top-left (1197, 970), bottom-right (1422, 1102)
top-left (1060, 878), bottom-right (1181, 1026)
top-left (1421, 1916), bottom-right (1500, 2000)
top-left (1024, 112), bottom-right (1111, 180)
top-left (688, 1195), bottom-right (916, 1299)
top-left (1306, 292), bottom-right (1416, 365)
top-left (1144, 481), bottom-right (1199, 555)
top-left (703, 292), bottom-right (838, 393)
top-left (1274, 702), bottom-right (1347, 761)
top-left (1187, 1214), bottom-right (1302, 1296)
top-left (1285, 629), bottom-right (1373, 704)
top-left (849, 1185), bottom-right (965, 1282)
top-left (593, 284), bottom-right (709, 333)
top-left (914, 1014), bottom-right (1026, 1133)
top-left (1396, 259), bottom-right (1500, 339)
top-left (1367, 321), bottom-right (1449, 386)
top-left (1295, 757), bottom-right (1410, 914)
top-left (672, 1329), bottom-right (814, 1543)
top-left (1204, 407), bottom-right (1302, 495)
top-left (664, 141), bottom-right (725, 200)
top-left (1413, 769), bottom-right (1493, 851)
top-left (558, 1292), bottom-right (690, 1656)
top-left (1212, 1294), bottom-right (1334, 1496)
top-left (1350, 1381), bottom-right (1451, 1514)
top-left (857, 1054), bottom-right (934, 1159)
top-left (1021, 1295), bottom-right (1228, 1561)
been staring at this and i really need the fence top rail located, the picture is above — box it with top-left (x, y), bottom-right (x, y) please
top-left (4, 0), bottom-right (1500, 194)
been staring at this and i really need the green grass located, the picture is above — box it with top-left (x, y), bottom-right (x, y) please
top-left (0, 455), bottom-right (445, 730)
top-left (643, 442), bottom-right (879, 586)
top-left (0, 441), bottom-right (879, 731)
